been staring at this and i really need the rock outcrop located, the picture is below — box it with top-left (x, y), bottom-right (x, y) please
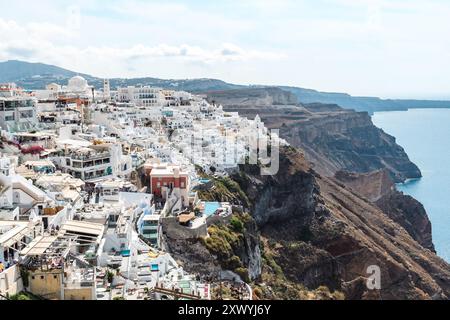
top-left (376, 192), bottom-right (435, 252)
top-left (334, 169), bottom-right (394, 202)
top-left (164, 147), bottom-right (448, 299)
top-left (334, 169), bottom-right (435, 252)
top-left (163, 212), bottom-right (262, 282)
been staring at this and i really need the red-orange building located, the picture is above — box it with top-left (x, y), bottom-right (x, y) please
top-left (144, 162), bottom-right (190, 207)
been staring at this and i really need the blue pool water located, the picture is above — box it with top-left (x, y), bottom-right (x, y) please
top-left (373, 109), bottom-right (450, 262)
top-left (151, 264), bottom-right (159, 272)
top-left (121, 250), bottom-right (131, 257)
top-left (204, 202), bottom-right (221, 217)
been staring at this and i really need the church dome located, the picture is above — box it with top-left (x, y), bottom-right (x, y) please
top-left (68, 75), bottom-right (88, 92)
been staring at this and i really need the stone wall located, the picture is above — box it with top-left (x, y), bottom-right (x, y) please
top-left (161, 217), bottom-right (208, 240)
top-left (0, 265), bottom-right (23, 297)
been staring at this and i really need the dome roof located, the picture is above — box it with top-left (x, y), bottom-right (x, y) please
top-left (68, 75), bottom-right (88, 92)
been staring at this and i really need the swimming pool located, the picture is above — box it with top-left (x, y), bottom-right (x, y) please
top-left (151, 264), bottom-right (159, 272)
top-left (121, 250), bottom-right (131, 257)
top-left (204, 202), bottom-right (221, 217)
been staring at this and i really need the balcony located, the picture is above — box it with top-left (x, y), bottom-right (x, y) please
top-left (69, 151), bottom-right (110, 162)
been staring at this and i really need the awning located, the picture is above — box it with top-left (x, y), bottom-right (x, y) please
top-left (178, 213), bottom-right (195, 224)
top-left (0, 222), bottom-right (32, 248)
top-left (20, 236), bottom-right (58, 256)
top-left (59, 221), bottom-right (105, 242)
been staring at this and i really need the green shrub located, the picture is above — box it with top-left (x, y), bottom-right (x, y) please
top-left (20, 267), bottom-right (30, 288)
top-left (8, 293), bottom-right (32, 300)
top-left (106, 270), bottom-right (115, 284)
top-left (263, 251), bottom-right (284, 277)
top-left (227, 255), bottom-right (243, 270)
top-left (234, 267), bottom-right (250, 283)
top-left (230, 216), bottom-right (244, 233)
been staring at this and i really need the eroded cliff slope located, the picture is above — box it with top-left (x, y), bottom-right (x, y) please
top-left (165, 147), bottom-right (449, 300)
top-left (334, 170), bottom-right (435, 252)
top-left (233, 147), bottom-right (449, 299)
top-left (210, 87), bottom-right (421, 182)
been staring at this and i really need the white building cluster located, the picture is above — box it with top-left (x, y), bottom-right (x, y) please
top-left (0, 76), bottom-right (282, 300)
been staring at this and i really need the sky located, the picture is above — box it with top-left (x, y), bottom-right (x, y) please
top-left (0, 0), bottom-right (449, 99)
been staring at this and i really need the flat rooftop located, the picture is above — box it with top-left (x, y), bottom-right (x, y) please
top-left (20, 236), bottom-right (58, 257)
top-left (37, 173), bottom-right (85, 188)
top-left (0, 221), bottom-right (32, 247)
top-left (142, 214), bottom-right (161, 221)
top-left (59, 220), bottom-right (105, 243)
top-left (148, 164), bottom-right (190, 177)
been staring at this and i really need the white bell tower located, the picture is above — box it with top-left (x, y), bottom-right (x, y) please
top-left (103, 79), bottom-right (111, 102)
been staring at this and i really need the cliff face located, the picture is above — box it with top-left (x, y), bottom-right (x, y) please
top-left (163, 213), bottom-right (262, 282)
top-left (206, 87), bottom-right (298, 108)
top-left (233, 147), bottom-right (450, 300)
top-left (334, 169), bottom-right (435, 252)
top-left (164, 147), bottom-right (448, 299)
top-left (217, 97), bottom-right (421, 183)
top-left (275, 104), bottom-right (421, 183)
top-left (334, 170), bottom-right (394, 202)
top-left (376, 192), bottom-right (435, 252)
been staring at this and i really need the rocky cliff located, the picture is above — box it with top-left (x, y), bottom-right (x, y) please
top-left (232, 147), bottom-right (450, 300)
top-left (206, 87), bottom-right (298, 107)
top-left (333, 170), bottom-right (394, 202)
top-left (376, 192), bottom-right (435, 252)
top-left (164, 147), bottom-right (449, 299)
top-left (163, 212), bottom-right (262, 283)
top-left (334, 170), bottom-right (435, 252)
top-left (286, 104), bottom-right (421, 182)
top-left (218, 99), bottom-right (421, 183)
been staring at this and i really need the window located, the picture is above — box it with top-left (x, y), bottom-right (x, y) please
top-left (20, 110), bottom-right (34, 118)
top-left (72, 161), bottom-right (82, 168)
top-left (83, 161), bottom-right (94, 168)
top-left (180, 182), bottom-right (185, 188)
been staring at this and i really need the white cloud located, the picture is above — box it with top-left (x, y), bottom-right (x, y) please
top-left (1, 0), bottom-right (450, 98)
top-left (0, 17), bottom-right (285, 77)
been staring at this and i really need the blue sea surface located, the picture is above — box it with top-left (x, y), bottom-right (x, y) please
top-left (372, 109), bottom-right (450, 262)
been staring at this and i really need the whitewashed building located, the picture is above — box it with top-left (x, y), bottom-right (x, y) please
top-left (116, 86), bottom-right (165, 107)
